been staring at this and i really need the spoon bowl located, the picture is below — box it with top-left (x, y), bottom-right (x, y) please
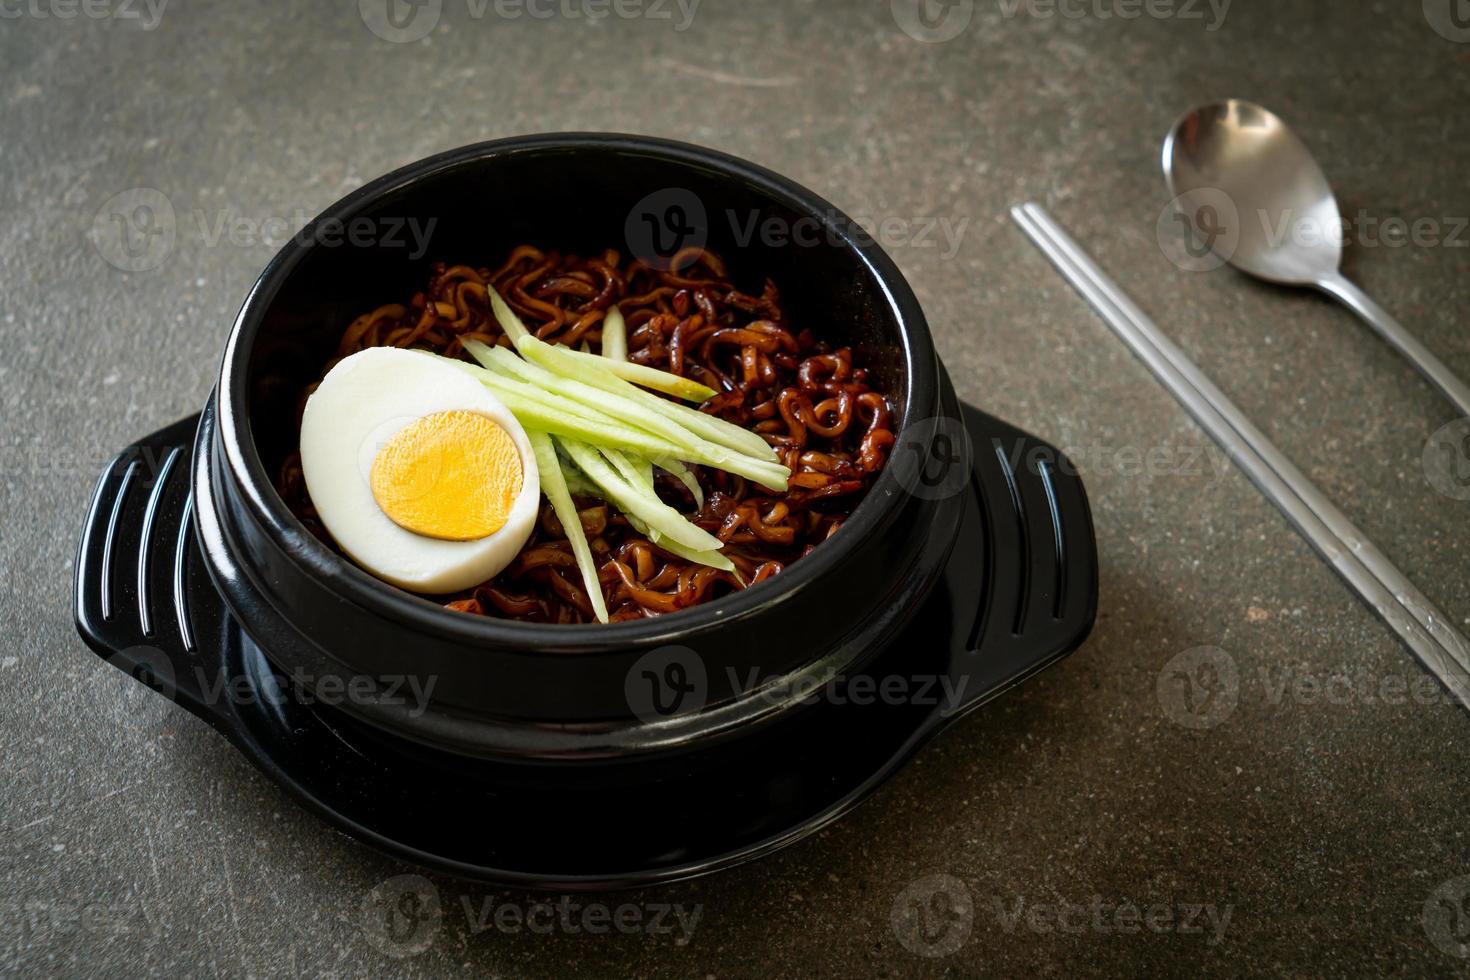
top-left (1164, 100), bottom-right (1342, 285)
top-left (1162, 99), bottom-right (1470, 419)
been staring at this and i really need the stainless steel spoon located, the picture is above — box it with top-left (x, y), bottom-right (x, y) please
top-left (1163, 99), bottom-right (1470, 419)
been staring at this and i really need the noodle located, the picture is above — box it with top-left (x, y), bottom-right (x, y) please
top-left (277, 246), bottom-right (896, 623)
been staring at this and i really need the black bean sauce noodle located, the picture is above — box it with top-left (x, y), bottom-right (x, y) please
top-left (277, 245), bottom-right (896, 622)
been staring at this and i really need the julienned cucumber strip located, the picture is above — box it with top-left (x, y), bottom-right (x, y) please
top-left (516, 332), bottom-right (718, 405)
top-left (685, 444), bottom-right (787, 491)
top-left (471, 343), bottom-right (694, 448)
top-left (654, 456), bottom-right (704, 508)
top-left (454, 351), bottom-right (607, 427)
top-left (485, 288), bottom-right (764, 459)
top-left (557, 450), bottom-right (733, 574)
top-left (563, 344), bottom-right (716, 402)
top-left (610, 360), bottom-right (716, 402)
top-left (589, 450), bottom-right (667, 547)
top-left (602, 305), bottom-right (627, 362)
top-left (602, 460), bottom-right (732, 571)
top-left (618, 509), bottom-right (660, 546)
top-left (468, 379), bottom-right (686, 459)
top-left (603, 452), bottom-right (737, 576)
top-left (603, 448), bottom-right (655, 495)
top-left (520, 335), bottom-right (776, 462)
top-left (649, 393), bottom-right (779, 463)
top-left (650, 535), bottom-right (736, 573)
top-left (471, 341), bottom-right (711, 458)
top-left (558, 439), bottom-right (723, 553)
top-left (600, 450), bottom-right (662, 543)
top-left (476, 368), bottom-right (785, 490)
top-left (517, 334), bottom-right (779, 464)
top-left (449, 351), bottom-right (699, 462)
top-left (630, 453), bottom-right (657, 496)
top-left (475, 299), bottom-right (775, 463)
top-left (559, 457), bottom-right (602, 499)
top-left (698, 446), bottom-right (788, 490)
top-left (527, 430), bottom-right (609, 624)
top-left (490, 286), bottom-right (712, 400)
top-left (458, 346), bottom-right (788, 490)
top-left (487, 286), bottom-right (532, 343)
top-left (577, 449), bottom-right (704, 531)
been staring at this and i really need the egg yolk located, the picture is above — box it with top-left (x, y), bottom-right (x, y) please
top-left (370, 410), bottom-right (523, 541)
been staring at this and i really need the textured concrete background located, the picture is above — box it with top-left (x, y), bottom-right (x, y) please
top-left (4, 0), bottom-right (1470, 976)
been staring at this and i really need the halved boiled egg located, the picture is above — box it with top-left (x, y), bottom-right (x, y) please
top-left (299, 346), bottom-right (540, 594)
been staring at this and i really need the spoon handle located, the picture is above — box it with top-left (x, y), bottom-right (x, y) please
top-left (1316, 271), bottom-right (1470, 420)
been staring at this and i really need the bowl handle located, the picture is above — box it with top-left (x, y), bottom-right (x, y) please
top-left (73, 414), bottom-right (225, 724)
top-left (944, 402), bottom-right (1099, 714)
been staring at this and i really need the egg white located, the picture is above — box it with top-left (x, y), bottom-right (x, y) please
top-left (299, 346), bottom-right (541, 594)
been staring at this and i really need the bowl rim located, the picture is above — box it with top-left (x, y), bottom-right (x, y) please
top-left (215, 132), bottom-right (939, 650)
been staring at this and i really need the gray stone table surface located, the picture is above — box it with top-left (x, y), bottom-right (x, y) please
top-left (4, 1), bottom-right (1470, 976)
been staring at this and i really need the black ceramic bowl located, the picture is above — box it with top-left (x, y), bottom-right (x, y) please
top-left (75, 135), bottom-right (1099, 883)
top-left (199, 134), bottom-right (959, 760)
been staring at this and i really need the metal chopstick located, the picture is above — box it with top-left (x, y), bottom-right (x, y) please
top-left (1011, 201), bottom-right (1470, 710)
